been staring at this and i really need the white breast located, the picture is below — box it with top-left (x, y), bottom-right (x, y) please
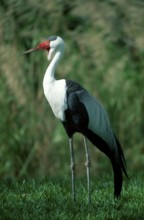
top-left (43, 79), bottom-right (67, 121)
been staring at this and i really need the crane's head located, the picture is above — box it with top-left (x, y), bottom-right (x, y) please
top-left (23, 36), bottom-right (65, 60)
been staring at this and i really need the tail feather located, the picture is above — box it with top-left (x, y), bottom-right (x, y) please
top-left (110, 158), bottom-right (123, 198)
top-left (111, 135), bottom-right (129, 198)
top-left (85, 129), bottom-right (128, 198)
top-left (114, 135), bottom-right (129, 179)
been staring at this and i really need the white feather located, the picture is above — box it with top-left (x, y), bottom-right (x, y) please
top-left (43, 79), bottom-right (67, 121)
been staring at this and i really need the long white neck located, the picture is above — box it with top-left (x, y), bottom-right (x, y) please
top-left (43, 47), bottom-right (64, 84)
top-left (42, 43), bottom-right (66, 121)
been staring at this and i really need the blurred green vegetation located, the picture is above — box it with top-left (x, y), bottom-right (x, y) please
top-left (0, 0), bottom-right (144, 178)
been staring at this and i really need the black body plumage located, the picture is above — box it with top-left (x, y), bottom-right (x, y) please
top-left (62, 80), bottom-right (128, 198)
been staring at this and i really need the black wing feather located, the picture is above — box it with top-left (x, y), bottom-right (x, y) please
top-left (62, 80), bottom-right (89, 137)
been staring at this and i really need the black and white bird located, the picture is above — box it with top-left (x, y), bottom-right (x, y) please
top-left (23, 36), bottom-right (128, 203)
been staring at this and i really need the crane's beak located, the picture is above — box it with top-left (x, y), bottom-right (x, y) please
top-left (23, 47), bottom-right (39, 54)
top-left (23, 40), bottom-right (50, 55)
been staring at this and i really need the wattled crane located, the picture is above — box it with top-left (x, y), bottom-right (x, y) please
top-left (23, 36), bottom-right (128, 204)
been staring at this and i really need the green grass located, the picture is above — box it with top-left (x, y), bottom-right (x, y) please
top-left (0, 173), bottom-right (143, 220)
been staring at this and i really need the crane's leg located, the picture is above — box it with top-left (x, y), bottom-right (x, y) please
top-left (69, 138), bottom-right (76, 202)
top-left (83, 136), bottom-right (91, 205)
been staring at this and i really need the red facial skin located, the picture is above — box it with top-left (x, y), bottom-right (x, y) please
top-left (37, 40), bottom-right (50, 51)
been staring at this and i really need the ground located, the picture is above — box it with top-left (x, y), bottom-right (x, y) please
top-left (0, 173), bottom-right (143, 220)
